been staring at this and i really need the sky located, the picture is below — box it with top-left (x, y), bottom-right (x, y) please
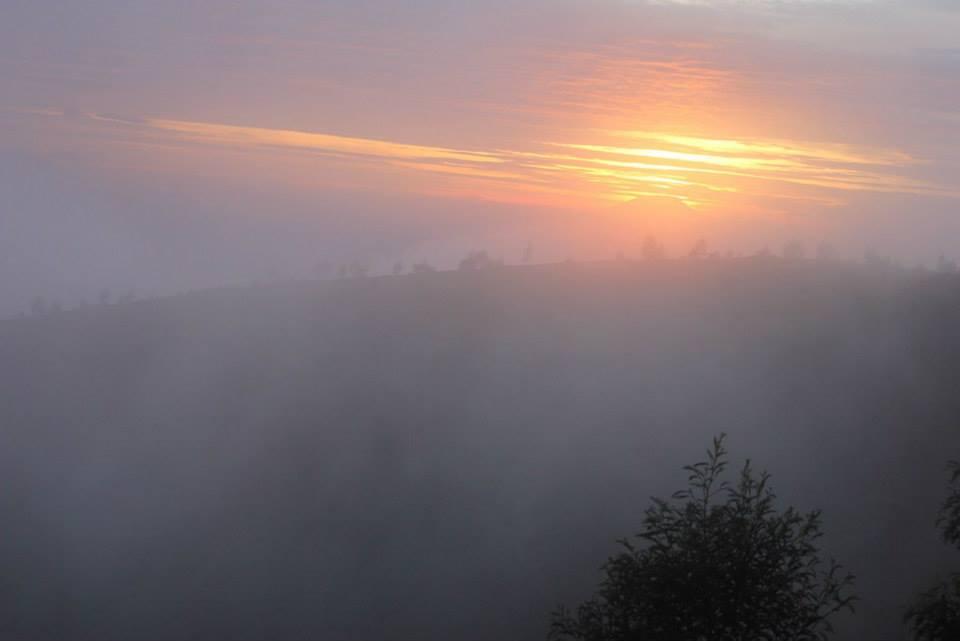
top-left (2, 0), bottom-right (959, 312)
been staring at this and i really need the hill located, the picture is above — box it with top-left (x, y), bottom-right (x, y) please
top-left (2, 259), bottom-right (959, 640)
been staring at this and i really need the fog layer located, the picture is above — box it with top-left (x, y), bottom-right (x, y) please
top-left (1, 260), bottom-right (957, 639)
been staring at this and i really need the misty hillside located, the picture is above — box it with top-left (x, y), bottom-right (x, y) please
top-left (2, 259), bottom-right (959, 640)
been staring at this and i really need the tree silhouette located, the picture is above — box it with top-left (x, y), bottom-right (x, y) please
top-left (815, 242), bottom-right (836, 262)
top-left (905, 460), bottom-right (960, 641)
top-left (346, 262), bottom-right (369, 278)
top-left (941, 462), bottom-right (960, 549)
top-left (30, 296), bottom-right (47, 317)
top-left (783, 240), bottom-right (806, 261)
top-left (688, 239), bottom-right (708, 259)
top-left (411, 262), bottom-right (436, 274)
top-left (863, 249), bottom-right (894, 270)
top-left (459, 250), bottom-right (493, 271)
top-left (937, 255), bottom-right (958, 274)
top-left (641, 236), bottom-right (665, 261)
top-left (550, 435), bottom-right (856, 641)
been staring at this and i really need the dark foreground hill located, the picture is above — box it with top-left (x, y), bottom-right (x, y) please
top-left (2, 259), bottom-right (959, 640)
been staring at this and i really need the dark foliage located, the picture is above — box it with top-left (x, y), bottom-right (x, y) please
top-left (905, 576), bottom-right (960, 641)
top-left (551, 435), bottom-right (856, 641)
top-left (905, 461), bottom-right (960, 640)
top-left (940, 462), bottom-right (960, 549)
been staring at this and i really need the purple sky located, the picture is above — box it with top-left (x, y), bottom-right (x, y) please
top-left (2, 0), bottom-right (959, 312)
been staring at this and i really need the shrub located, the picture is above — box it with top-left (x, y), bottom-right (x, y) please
top-left (550, 435), bottom-right (856, 641)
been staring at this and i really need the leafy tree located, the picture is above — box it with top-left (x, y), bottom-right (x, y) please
top-left (941, 462), bottom-right (960, 549)
top-left (30, 296), bottom-right (47, 316)
top-left (551, 435), bottom-right (856, 641)
top-left (783, 240), bottom-right (806, 261)
top-left (905, 461), bottom-right (960, 641)
top-left (688, 239), bottom-right (708, 259)
top-left (641, 236), bottom-right (665, 261)
top-left (815, 242), bottom-right (836, 262)
top-left (411, 262), bottom-right (437, 274)
top-left (937, 255), bottom-right (958, 274)
top-left (863, 249), bottom-right (895, 270)
top-left (459, 250), bottom-right (493, 271)
top-left (346, 262), bottom-right (369, 278)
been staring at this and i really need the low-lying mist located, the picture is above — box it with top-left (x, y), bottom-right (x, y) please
top-left (1, 258), bottom-right (958, 640)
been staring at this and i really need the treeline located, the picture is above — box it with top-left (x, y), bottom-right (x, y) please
top-left (20, 237), bottom-right (960, 318)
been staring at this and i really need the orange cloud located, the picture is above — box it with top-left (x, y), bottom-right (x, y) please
top-left (146, 117), bottom-right (506, 165)
top-left (24, 109), bottom-right (958, 212)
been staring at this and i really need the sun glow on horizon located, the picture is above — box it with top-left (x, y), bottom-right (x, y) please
top-left (22, 108), bottom-right (956, 214)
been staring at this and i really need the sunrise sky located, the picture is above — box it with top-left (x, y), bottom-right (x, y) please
top-left (2, 0), bottom-right (959, 308)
